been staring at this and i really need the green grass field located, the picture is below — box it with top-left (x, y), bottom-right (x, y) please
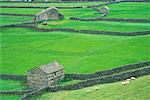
top-left (0, 1), bottom-right (150, 100)
top-left (0, 80), bottom-right (26, 100)
top-left (0, 15), bottom-right (33, 25)
top-left (0, 95), bottom-right (21, 100)
top-left (38, 75), bottom-right (150, 100)
top-left (0, 80), bottom-right (26, 90)
top-left (103, 2), bottom-right (150, 19)
top-left (0, 8), bottom-right (100, 19)
top-left (0, 1), bottom-right (104, 7)
top-left (60, 8), bottom-right (100, 19)
top-left (0, 28), bottom-right (149, 75)
top-left (0, 8), bottom-right (43, 14)
top-left (39, 20), bottom-right (150, 32)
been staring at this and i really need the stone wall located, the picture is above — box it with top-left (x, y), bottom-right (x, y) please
top-left (0, 13), bottom-right (34, 17)
top-left (21, 67), bottom-right (150, 99)
top-left (65, 61), bottom-right (150, 80)
top-left (1, 25), bottom-right (149, 36)
top-left (21, 86), bottom-right (48, 100)
top-left (49, 67), bottom-right (150, 92)
top-left (0, 89), bottom-right (34, 95)
top-left (70, 17), bottom-right (150, 23)
top-left (0, 74), bottom-right (27, 81)
top-left (1, 61), bottom-right (149, 99)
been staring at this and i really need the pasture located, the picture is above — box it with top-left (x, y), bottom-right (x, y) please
top-left (0, 1), bottom-right (150, 100)
top-left (0, 15), bottom-right (33, 25)
top-left (38, 75), bottom-right (150, 100)
top-left (39, 20), bottom-right (150, 32)
top-left (1, 28), bottom-right (149, 74)
top-left (0, 1), bottom-right (104, 7)
top-left (0, 8), bottom-right (100, 19)
top-left (105, 2), bottom-right (150, 19)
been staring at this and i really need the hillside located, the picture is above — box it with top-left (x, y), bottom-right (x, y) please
top-left (0, 1), bottom-right (150, 100)
top-left (38, 75), bottom-right (150, 100)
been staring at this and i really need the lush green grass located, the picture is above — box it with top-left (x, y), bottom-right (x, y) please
top-left (39, 20), bottom-right (150, 32)
top-left (38, 75), bottom-right (150, 100)
top-left (0, 80), bottom-right (26, 90)
top-left (0, 15), bottom-right (33, 25)
top-left (0, 80), bottom-right (26, 100)
top-left (0, 95), bottom-right (21, 100)
top-left (0, 28), bottom-right (149, 75)
top-left (60, 8), bottom-right (100, 19)
top-left (0, 8), bottom-right (43, 14)
top-left (102, 2), bottom-right (150, 19)
top-left (0, 1), bottom-right (104, 7)
top-left (0, 8), bottom-right (100, 19)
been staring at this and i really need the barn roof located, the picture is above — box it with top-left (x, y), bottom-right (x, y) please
top-left (28, 61), bottom-right (64, 74)
top-left (39, 61), bottom-right (63, 74)
top-left (36, 7), bottom-right (58, 15)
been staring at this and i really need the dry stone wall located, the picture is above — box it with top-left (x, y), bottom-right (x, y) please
top-left (0, 74), bottom-right (27, 81)
top-left (48, 67), bottom-right (150, 92)
top-left (0, 89), bottom-right (34, 95)
top-left (70, 17), bottom-right (150, 23)
top-left (21, 67), bottom-right (150, 100)
top-left (0, 13), bottom-right (34, 17)
top-left (1, 25), bottom-right (149, 36)
top-left (65, 61), bottom-right (150, 80)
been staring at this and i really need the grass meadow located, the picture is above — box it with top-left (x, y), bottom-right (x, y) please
top-left (39, 20), bottom-right (150, 32)
top-left (105, 2), bottom-right (150, 19)
top-left (0, 15), bottom-right (33, 25)
top-left (38, 75), bottom-right (150, 100)
top-left (1, 28), bottom-right (149, 75)
top-left (0, 1), bottom-right (104, 7)
top-left (0, 1), bottom-right (150, 100)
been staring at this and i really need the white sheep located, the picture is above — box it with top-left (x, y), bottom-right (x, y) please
top-left (126, 79), bottom-right (131, 81)
top-left (94, 86), bottom-right (99, 90)
top-left (131, 77), bottom-right (136, 80)
top-left (121, 80), bottom-right (130, 85)
top-left (86, 89), bottom-right (90, 93)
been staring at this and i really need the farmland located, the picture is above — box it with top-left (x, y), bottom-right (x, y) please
top-left (0, 1), bottom-right (150, 100)
top-left (0, 15), bottom-right (33, 25)
top-left (0, 1), bottom-right (104, 7)
top-left (39, 20), bottom-right (150, 32)
top-left (38, 75), bottom-right (150, 100)
top-left (1, 28), bottom-right (149, 74)
top-left (103, 2), bottom-right (150, 19)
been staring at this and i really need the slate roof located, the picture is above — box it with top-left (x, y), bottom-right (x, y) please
top-left (36, 7), bottom-right (58, 15)
top-left (39, 61), bottom-right (63, 74)
top-left (28, 61), bottom-right (63, 74)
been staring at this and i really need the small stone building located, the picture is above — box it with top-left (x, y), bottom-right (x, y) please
top-left (35, 7), bottom-right (64, 21)
top-left (27, 61), bottom-right (65, 89)
top-left (100, 6), bottom-right (110, 15)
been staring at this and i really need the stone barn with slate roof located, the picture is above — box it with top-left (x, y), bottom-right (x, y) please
top-left (35, 7), bottom-right (64, 21)
top-left (100, 6), bottom-right (110, 15)
top-left (27, 61), bottom-right (65, 89)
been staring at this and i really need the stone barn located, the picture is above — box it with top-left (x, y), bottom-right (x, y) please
top-left (27, 61), bottom-right (65, 89)
top-left (35, 7), bottom-right (64, 21)
top-left (100, 6), bottom-right (110, 15)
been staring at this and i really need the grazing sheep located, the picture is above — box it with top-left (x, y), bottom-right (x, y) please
top-left (121, 80), bottom-right (130, 85)
top-left (127, 79), bottom-right (131, 81)
top-left (131, 77), bottom-right (136, 80)
top-left (94, 86), bottom-right (99, 90)
top-left (86, 89), bottom-right (90, 93)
